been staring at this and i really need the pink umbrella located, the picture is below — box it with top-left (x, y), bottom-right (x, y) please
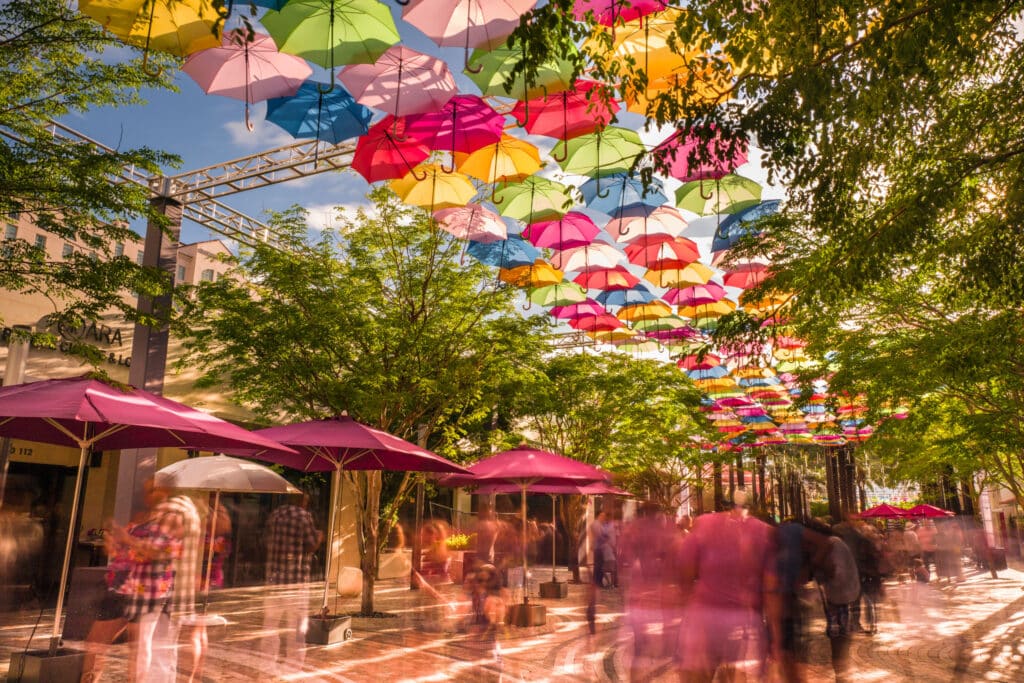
top-left (607, 205), bottom-right (688, 242)
top-left (438, 445), bottom-right (609, 609)
top-left (859, 503), bottom-right (911, 519)
top-left (0, 375), bottom-right (296, 656)
top-left (404, 94), bottom-right (504, 164)
top-left (551, 240), bottom-right (623, 272)
top-left (522, 212), bottom-right (601, 251)
top-left (664, 282), bottom-right (727, 306)
top-left (351, 115), bottom-right (432, 183)
top-left (653, 126), bottom-right (749, 182)
top-left (906, 504), bottom-right (955, 518)
top-left (253, 415), bottom-right (470, 613)
top-left (433, 204), bottom-right (508, 242)
top-left (338, 45), bottom-right (457, 119)
top-left (511, 80), bottom-right (620, 161)
top-left (402, 0), bottom-right (535, 66)
top-left (572, 0), bottom-right (668, 25)
top-left (182, 29), bottom-right (312, 130)
top-left (548, 298), bottom-right (607, 319)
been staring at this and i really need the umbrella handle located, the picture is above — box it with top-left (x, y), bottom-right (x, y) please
top-left (552, 138), bottom-right (569, 163)
top-left (244, 102), bottom-right (254, 132)
top-left (140, 1), bottom-right (162, 78)
top-left (491, 182), bottom-right (505, 204)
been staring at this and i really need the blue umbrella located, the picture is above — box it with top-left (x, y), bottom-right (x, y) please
top-left (265, 80), bottom-right (373, 145)
top-left (687, 366), bottom-right (730, 380)
top-left (466, 235), bottom-right (541, 268)
top-left (595, 284), bottom-right (656, 307)
top-left (711, 200), bottom-right (781, 252)
top-left (581, 173), bottom-right (667, 216)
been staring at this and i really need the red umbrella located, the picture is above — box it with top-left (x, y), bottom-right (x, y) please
top-left (0, 375), bottom-right (296, 656)
top-left (723, 262), bottom-right (770, 289)
top-left (511, 80), bottom-right (620, 161)
top-left (569, 313), bottom-right (625, 332)
top-left (859, 503), bottom-right (911, 519)
top-left (252, 414), bottom-right (470, 612)
top-left (573, 265), bottom-right (641, 291)
top-left (351, 115), bottom-right (432, 183)
top-left (906, 503), bottom-right (955, 518)
top-left (623, 234), bottom-right (700, 269)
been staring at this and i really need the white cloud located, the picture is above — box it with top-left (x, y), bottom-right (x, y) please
top-left (305, 201), bottom-right (371, 232)
top-left (222, 108), bottom-right (295, 151)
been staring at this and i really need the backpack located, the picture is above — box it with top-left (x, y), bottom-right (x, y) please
top-left (822, 536), bottom-right (861, 605)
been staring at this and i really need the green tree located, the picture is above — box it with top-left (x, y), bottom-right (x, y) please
top-left (176, 189), bottom-right (550, 614)
top-left (0, 0), bottom-right (180, 358)
top-left (501, 351), bottom-right (705, 579)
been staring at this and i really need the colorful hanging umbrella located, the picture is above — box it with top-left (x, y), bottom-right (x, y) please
top-left (560, 126), bottom-right (645, 178)
top-left (261, 0), bottom-right (399, 71)
top-left (722, 262), bottom-right (769, 289)
top-left (581, 173), bottom-right (667, 215)
top-left (389, 164), bottom-right (476, 210)
top-left (530, 282), bottom-right (589, 308)
top-left (859, 504), bottom-right (911, 519)
top-left (574, 265), bottom-right (641, 290)
top-left (402, 0), bottom-right (534, 58)
top-left (492, 176), bottom-right (573, 223)
top-left (654, 126), bottom-right (748, 182)
top-left (351, 115), bottom-right (432, 183)
top-left (338, 45), bottom-right (457, 118)
top-left (265, 80), bottom-right (372, 144)
top-left (522, 212), bottom-right (601, 251)
top-left (404, 94), bottom-right (504, 162)
top-left (664, 282), bottom-right (727, 307)
top-left (623, 234), bottom-right (700, 268)
top-left (605, 205), bottom-right (686, 242)
top-left (676, 173), bottom-right (763, 216)
top-left (498, 260), bottom-right (564, 288)
top-left (454, 134), bottom-right (542, 184)
top-left (465, 40), bottom-right (576, 101)
top-left (643, 261), bottom-right (714, 288)
top-left (616, 300), bottom-right (672, 322)
top-left (466, 235), bottom-right (541, 268)
top-left (183, 29), bottom-right (312, 129)
top-left (572, 0), bottom-right (668, 24)
top-left (712, 200), bottom-right (781, 252)
top-left (548, 298), bottom-right (606, 319)
top-left (595, 284), bottom-right (656, 307)
top-left (81, 0), bottom-right (225, 70)
top-left (511, 80), bottom-right (620, 161)
top-left (570, 313), bottom-right (625, 332)
top-left (678, 300), bottom-right (737, 318)
top-left (433, 204), bottom-right (508, 242)
top-left (551, 240), bottom-right (623, 273)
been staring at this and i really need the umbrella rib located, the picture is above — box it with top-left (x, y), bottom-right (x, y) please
top-left (41, 418), bottom-right (130, 449)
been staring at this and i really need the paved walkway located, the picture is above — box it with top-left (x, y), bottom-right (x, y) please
top-left (2, 563), bottom-right (1023, 681)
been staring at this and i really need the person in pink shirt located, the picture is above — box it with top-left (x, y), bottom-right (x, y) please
top-left (675, 490), bottom-right (782, 682)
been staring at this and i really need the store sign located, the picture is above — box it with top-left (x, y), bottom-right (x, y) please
top-left (1, 316), bottom-right (132, 367)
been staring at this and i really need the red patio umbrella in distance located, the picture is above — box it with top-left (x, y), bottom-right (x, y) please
top-left (906, 503), bottom-right (955, 518)
top-left (511, 80), bottom-right (620, 162)
top-left (439, 445), bottom-right (609, 608)
top-left (351, 115), bottom-right (432, 183)
top-left (859, 503), bottom-right (911, 519)
top-left (0, 375), bottom-right (297, 656)
top-left (251, 414), bottom-right (470, 613)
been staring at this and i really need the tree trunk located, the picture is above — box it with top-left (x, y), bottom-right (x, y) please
top-left (560, 494), bottom-right (586, 582)
top-left (356, 470), bottom-right (382, 615)
top-left (713, 461), bottom-right (724, 511)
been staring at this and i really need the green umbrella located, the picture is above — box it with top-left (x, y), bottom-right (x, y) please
top-left (560, 126), bottom-right (645, 178)
top-left (528, 282), bottom-right (587, 307)
top-left (492, 176), bottom-right (573, 223)
top-left (262, 0), bottom-right (399, 72)
top-left (631, 315), bottom-right (688, 334)
top-left (465, 41), bottom-right (576, 102)
top-left (675, 173), bottom-right (763, 216)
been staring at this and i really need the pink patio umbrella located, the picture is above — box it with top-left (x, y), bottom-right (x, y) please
top-left (433, 204), bottom-right (508, 242)
top-left (859, 503), bottom-right (911, 519)
top-left (338, 45), bottom-right (456, 120)
top-left (522, 212), bottom-right (601, 251)
top-left (252, 414), bottom-right (470, 613)
top-left (0, 375), bottom-right (296, 656)
top-left (906, 503), bottom-right (955, 518)
top-left (351, 115), bottom-right (432, 183)
top-left (438, 445), bottom-right (609, 609)
top-left (182, 29), bottom-right (312, 129)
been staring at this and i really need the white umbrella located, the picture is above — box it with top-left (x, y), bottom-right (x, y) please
top-left (156, 455), bottom-right (300, 611)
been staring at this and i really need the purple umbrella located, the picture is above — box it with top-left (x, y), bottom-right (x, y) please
top-left (439, 445), bottom-right (609, 609)
top-left (0, 375), bottom-right (296, 655)
top-left (252, 414), bottom-right (470, 612)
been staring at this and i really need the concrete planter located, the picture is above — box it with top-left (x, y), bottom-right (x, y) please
top-left (538, 581), bottom-right (568, 599)
top-left (305, 615), bottom-right (353, 645)
top-left (506, 603), bottom-right (546, 627)
top-left (7, 648), bottom-right (86, 682)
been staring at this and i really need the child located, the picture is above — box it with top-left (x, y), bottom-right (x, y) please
top-left (913, 558), bottom-right (930, 583)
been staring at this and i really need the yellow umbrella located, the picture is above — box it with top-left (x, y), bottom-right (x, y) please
top-left (616, 300), bottom-right (673, 322)
top-left (81, 0), bottom-right (225, 69)
top-left (643, 262), bottom-right (714, 288)
top-left (498, 260), bottom-right (564, 288)
top-left (677, 299), bottom-right (737, 319)
top-left (587, 328), bottom-right (638, 344)
top-left (390, 164), bottom-right (476, 211)
top-left (692, 377), bottom-right (739, 391)
top-left (455, 134), bottom-right (542, 184)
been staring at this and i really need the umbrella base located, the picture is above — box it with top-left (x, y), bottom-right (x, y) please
top-left (538, 581), bottom-right (568, 599)
top-left (507, 603), bottom-right (546, 627)
top-left (8, 648), bottom-right (85, 682)
top-left (305, 614), bottom-right (353, 645)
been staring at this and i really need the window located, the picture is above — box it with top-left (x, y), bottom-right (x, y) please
top-left (177, 265), bottom-right (186, 282)
top-left (136, 250), bottom-right (144, 265)
top-left (114, 242), bottom-right (124, 257)
top-left (4, 224), bottom-right (16, 240)
top-left (200, 268), bottom-right (215, 282)
top-left (34, 234), bottom-right (46, 250)
top-left (62, 243), bottom-right (74, 258)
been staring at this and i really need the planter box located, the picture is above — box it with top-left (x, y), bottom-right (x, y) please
top-left (7, 648), bottom-right (86, 682)
top-left (305, 615), bottom-right (353, 645)
top-left (506, 603), bottom-right (546, 628)
top-left (539, 581), bottom-right (568, 599)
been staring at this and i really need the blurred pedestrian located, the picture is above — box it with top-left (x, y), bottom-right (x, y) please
top-left (818, 528), bottom-right (862, 683)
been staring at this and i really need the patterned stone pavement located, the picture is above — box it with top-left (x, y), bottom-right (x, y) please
top-left (2, 563), bottom-right (1023, 682)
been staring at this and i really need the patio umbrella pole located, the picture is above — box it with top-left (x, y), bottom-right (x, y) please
top-left (321, 467), bottom-right (342, 613)
top-left (201, 490), bottom-right (221, 614)
top-left (550, 494), bottom-right (557, 583)
top-left (521, 483), bottom-right (529, 605)
top-left (50, 441), bottom-right (90, 655)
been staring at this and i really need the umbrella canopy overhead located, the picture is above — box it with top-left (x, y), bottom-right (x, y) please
top-left (80, 0), bottom-right (225, 61)
top-left (441, 444), bottom-right (609, 488)
top-left (351, 115), bottom-right (432, 183)
top-left (906, 504), bottom-right (955, 518)
top-left (265, 80), bottom-right (372, 144)
top-left (402, 0), bottom-right (534, 52)
top-left (433, 204), bottom-right (508, 242)
top-left (859, 503), bottom-right (910, 519)
top-left (407, 94), bottom-right (505, 158)
top-left (156, 454), bottom-right (300, 494)
top-left (390, 163), bottom-right (477, 211)
top-left (465, 41), bottom-right (576, 101)
top-left (339, 45), bottom-right (457, 118)
top-left (654, 126), bottom-right (748, 183)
